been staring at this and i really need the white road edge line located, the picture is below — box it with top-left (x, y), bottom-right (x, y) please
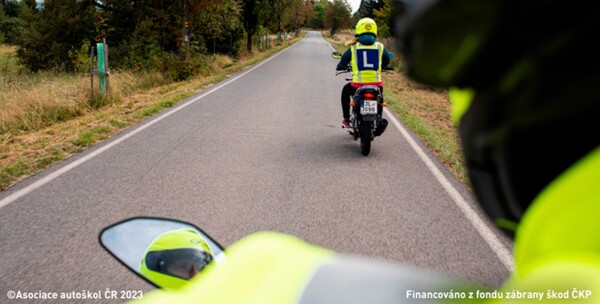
top-left (326, 38), bottom-right (512, 270)
top-left (384, 108), bottom-right (514, 271)
top-left (0, 40), bottom-right (300, 211)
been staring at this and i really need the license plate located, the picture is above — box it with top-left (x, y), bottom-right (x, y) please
top-left (360, 100), bottom-right (378, 115)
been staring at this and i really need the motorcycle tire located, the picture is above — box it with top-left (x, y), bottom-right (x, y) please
top-left (360, 123), bottom-right (372, 156)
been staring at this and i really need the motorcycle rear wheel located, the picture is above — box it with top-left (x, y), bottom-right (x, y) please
top-left (360, 123), bottom-right (372, 156)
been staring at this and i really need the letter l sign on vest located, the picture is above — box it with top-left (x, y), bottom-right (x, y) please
top-left (363, 51), bottom-right (374, 68)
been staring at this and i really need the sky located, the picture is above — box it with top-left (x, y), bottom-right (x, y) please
top-left (348, 0), bottom-right (361, 13)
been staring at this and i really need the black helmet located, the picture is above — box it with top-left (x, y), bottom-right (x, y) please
top-left (393, 0), bottom-right (600, 236)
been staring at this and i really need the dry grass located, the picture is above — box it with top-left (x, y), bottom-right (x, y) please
top-left (1, 73), bottom-right (90, 133)
top-left (0, 44), bottom-right (23, 74)
top-left (382, 72), bottom-right (467, 184)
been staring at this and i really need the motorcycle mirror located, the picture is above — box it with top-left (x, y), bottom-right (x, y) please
top-left (331, 51), bottom-right (342, 59)
top-left (99, 217), bottom-right (225, 289)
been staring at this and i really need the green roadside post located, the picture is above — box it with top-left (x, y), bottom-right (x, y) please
top-left (259, 35), bottom-right (263, 50)
top-left (96, 42), bottom-right (108, 96)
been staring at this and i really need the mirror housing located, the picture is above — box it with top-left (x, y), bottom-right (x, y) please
top-left (331, 51), bottom-right (342, 59)
top-left (99, 217), bottom-right (225, 289)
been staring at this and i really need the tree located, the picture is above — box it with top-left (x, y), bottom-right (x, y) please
top-left (307, 0), bottom-right (327, 29)
top-left (0, 4), bottom-right (5, 42)
top-left (240, 0), bottom-right (260, 53)
top-left (264, 0), bottom-right (286, 33)
top-left (323, 0), bottom-right (352, 36)
top-left (15, 0), bottom-right (97, 71)
top-left (372, 0), bottom-right (393, 38)
top-left (302, 0), bottom-right (315, 27)
top-left (13, 0), bottom-right (248, 72)
top-left (284, 0), bottom-right (306, 33)
top-left (1, 0), bottom-right (20, 17)
top-left (357, 0), bottom-right (381, 18)
top-left (0, 0), bottom-right (30, 44)
top-left (23, 0), bottom-right (36, 11)
top-left (192, 0), bottom-right (242, 54)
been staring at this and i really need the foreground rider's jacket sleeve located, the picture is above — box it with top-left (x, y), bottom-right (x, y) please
top-left (493, 146), bottom-right (600, 303)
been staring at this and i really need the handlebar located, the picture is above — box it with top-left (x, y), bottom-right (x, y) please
top-left (336, 66), bottom-right (394, 76)
top-left (335, 68), bottom-right (352, 76)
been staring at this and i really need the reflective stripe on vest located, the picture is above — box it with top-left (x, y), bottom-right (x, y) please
top-left (351, 42), bottom-right (384, 84)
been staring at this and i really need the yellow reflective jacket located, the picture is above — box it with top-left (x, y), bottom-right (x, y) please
top-left (350, 42), bottom-right (384, 87)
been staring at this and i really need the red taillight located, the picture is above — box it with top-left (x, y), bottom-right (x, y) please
top-left (363, 92), bottom-right (375, 100)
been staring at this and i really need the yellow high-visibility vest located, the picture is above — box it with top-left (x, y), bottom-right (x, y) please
top-left (350, 42), bottom-right (384, 85)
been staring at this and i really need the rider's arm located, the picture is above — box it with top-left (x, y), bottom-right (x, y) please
top-left (382, 47), bottom-right (394, 69)
top-left (336, 49), bottom-right (352, 70)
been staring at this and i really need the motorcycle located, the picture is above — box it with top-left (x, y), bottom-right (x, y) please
top-left (332, 51), bottom-right (390, 156)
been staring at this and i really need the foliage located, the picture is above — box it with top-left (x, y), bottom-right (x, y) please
top-left (160, 53), bottom-right (207, 81)
top-left (307, 0), bottom-right (327, 29)
top-left (8, 0), bottom-right (313, 72)
top-left (1, 0), bottom-right (21, 17)
top-left (323, 0), bottom-right (353, 36)
top-left (0, 16), bottom-right (25, 44)
top-left (240, 0), bottom-right (261, 52)
top-left (0, 1), bottom-right (29, 44)
top-left (0, 4), bottom-right (4, 37)
top-left (16, 0), bottom-right (96, 72)
top-left (357, 0), bottom-right (383, 18)
top-left (372, 0), bottom-right (394, 38)
top-left (284, 0), bottom-right (306, 33)
top-left (67, 39), bottom-right (92, 73)
top-left (193, 0), bottom-right (242, 54)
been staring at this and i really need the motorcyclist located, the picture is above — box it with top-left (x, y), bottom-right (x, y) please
top-left (336, 17), bottom-right (393, 129)
top-left (132, 0), bottom-right (600, 302)
top-left (139, 228), bottom-right (214, 290)
top-left (392, 0), bottom-right (600, 300)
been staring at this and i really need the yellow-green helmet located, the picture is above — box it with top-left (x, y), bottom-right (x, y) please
top-left (355, 17), bottom-right (378, 37)
top-left (140, 229), bottom-right (214, 289)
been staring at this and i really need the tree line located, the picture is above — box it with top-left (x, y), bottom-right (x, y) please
top-left (0, 0), bottom-right (392, 76)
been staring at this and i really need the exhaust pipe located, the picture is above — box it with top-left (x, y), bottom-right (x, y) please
top-left (374, 119), bottom-right (388, 136)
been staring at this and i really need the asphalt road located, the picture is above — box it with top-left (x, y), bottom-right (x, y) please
top-left (0, 32), bottom-right (512, 302)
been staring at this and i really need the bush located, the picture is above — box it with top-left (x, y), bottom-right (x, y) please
top-left (160, 54), bottom-right (206, 81)
top-left (0, 17), bottom-right (26, 44)
top-left (68, 40), bottom-right (92, 73)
